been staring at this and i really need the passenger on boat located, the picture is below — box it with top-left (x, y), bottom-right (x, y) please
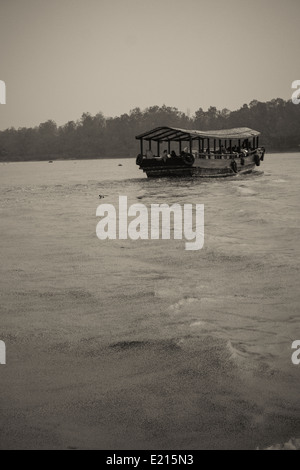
top-left (171, 150), bottom-right (177, 158)
top-left (146, 149), bottom-right (154, 159)
top-left (219, 145), bottom-right (227, 155)
top-left (181, 147), bottom-right (192, 159)
top-left (230, 145), bottom-right (238, 156)
top-left (162, 149), bottom-right (171, 161)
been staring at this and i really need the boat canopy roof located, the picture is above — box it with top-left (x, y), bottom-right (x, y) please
top-left (136, 126), bottom-right (260, 141)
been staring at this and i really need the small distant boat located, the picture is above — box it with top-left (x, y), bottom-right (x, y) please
top-left (135, 126), bottom-right (265, 178)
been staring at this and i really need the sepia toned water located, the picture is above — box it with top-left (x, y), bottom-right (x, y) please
top-left (0, 154), bottom-right (299, 450)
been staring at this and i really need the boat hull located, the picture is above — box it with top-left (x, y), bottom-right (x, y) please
top-left (137, 151), bottom-right (263, 178)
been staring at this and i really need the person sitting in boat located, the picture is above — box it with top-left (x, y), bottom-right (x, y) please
top-left (181, 148), bottom-right (188, 158)
top-left (232, 147), bottom-right (239, 156)
top-left (218, 145), bottom-right (227, 155)
top-left (161, 149), bottom-right (171, 162)
top-left (146, 149), bottom-right (154, 159)
top-left (171, 150), bottom-right (177, 158)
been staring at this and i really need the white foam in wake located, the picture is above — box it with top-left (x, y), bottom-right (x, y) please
top-left (264, 438), bottom-right (300, 450)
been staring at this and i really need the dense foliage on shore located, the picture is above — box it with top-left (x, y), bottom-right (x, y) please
top-left (0, 98), bottom-right (299, 161)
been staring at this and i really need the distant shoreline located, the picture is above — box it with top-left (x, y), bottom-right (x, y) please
top-left (0, 150), bottom-right (299, 163)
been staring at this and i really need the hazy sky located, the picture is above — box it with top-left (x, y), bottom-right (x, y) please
top-left (0, 0), bottom-right (299, 129)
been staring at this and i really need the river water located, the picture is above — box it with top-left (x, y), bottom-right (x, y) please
top-left (0, 154), bottom-right (299, 449)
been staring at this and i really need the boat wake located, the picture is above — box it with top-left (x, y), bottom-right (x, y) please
top-left (262, 437), bottom-right (300, 450)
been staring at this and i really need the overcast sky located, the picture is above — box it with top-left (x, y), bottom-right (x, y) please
top-left (0, 0), bottom-right (299, 129)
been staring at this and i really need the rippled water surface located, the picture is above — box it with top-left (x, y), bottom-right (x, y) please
top-left (0, 154), bottom-right (299, 449)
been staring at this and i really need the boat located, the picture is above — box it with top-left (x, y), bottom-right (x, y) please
top-left (135, 126), bottom-right (265, 178)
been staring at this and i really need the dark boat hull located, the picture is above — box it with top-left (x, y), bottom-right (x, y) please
top-left (137, 150), bottom-right (263, 178)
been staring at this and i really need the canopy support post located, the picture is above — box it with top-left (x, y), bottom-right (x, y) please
top-left (140, 139), bottom-right (143, 156)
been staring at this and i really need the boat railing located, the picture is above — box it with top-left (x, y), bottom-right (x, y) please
top-left (195, 149), bottom-right (258, 159)
top-left (141, 149), bottom-right (257, 162)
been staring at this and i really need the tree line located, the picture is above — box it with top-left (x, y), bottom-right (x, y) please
top-left (0, 98), bottom-right (299, 161)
